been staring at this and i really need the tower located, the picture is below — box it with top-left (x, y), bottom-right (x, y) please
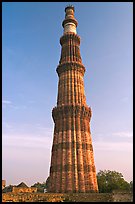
top-left (48, 5), bottom-right (98, 193)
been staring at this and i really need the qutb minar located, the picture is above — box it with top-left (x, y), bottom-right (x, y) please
top-left (48, 5), bottom-right (98, 193)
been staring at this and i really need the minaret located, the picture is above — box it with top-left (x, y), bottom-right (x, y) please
top-left (48, 5), bottom-right (98, 193)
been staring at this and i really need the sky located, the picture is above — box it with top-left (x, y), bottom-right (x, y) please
top-left (2, 2), bottom-right (133, 186)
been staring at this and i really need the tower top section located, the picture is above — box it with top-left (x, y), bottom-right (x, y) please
top-left (62, 5), bottom-right (78, 34)
top-left (65, 5), bottom-right (75, 12)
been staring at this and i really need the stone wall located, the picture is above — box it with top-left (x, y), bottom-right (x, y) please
top-left (12, 187), bottom-right (37, 193)
top-left (2, 192), bottom-right (133, 202)
top-left (112, 192), bottom-right (133, 202)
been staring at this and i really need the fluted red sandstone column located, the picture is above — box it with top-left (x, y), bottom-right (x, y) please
top-left (48, 5), bottom-right (98, 193)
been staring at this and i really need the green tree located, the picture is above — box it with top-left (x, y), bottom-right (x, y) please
top-left (45, 176), bottom-right (50, 192)
top-left (97, 170), bottom-right (130, 193)
top-left (2, 185), bottom-right (15, 193)
top-left (31, 182), bottom-right (46, 192)
top-left (129, 181), bottom-right (133, 191)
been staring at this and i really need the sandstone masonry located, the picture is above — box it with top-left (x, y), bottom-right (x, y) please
top-left (48, 5), bottom-right (98, 193)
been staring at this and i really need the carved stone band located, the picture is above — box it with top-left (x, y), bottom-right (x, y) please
top-left (52, 104), bottom-right (92, 122)
top-left (56, 62), bottom-right (85, 76)
top-left (60, 33), bottom-right (80, 45)
top-left (50, 164), bottom-right (96, 173)
top-left (52, 142), bottom-right (93, 151)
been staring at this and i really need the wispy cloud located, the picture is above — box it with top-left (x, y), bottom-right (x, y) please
top-left (93, 140), bottom-right (133, 152)
top-left (92, 131), bottom-right (133, 143)
top-left (112, 131), bottom-right (133, 138)
top-left (2, 100), bottom-right (12, 105)
top-left (36, 124), bottom-right (53, 134)
top-left (2, 133), bottom-right (53, 149)
top-left (2, 99), bottom-right (27, 110)
top-left (10, 105), bottom-right (27, 110)
top-left (2, 122), bottom-right (53, 139)
top-left (3, 122), bottom-right (13, 129)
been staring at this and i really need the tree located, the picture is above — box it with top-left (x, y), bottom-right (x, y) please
top-left (129, 181), bottom-right (133, 191)
top-left (97, 170), bottom-right (130, 193)
top-left (31, 182), bottom-right (46, 192)
top-left (2, 185), bottom-right (15, 193)
top-left (45, 176), bottom-right (50, 192)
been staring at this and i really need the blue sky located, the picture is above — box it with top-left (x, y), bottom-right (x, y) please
top-left (2, 2), bottom-right (133, 186)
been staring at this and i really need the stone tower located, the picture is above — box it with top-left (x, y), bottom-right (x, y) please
top-left (48, 5), bottom-right (98, 193)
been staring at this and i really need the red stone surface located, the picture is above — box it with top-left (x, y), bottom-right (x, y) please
top-left (48, 6), bottom-right (98, 193)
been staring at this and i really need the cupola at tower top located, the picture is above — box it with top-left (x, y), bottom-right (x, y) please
top-left (62, 5), bottom-right (78, 34)
top-left (65, 5), bottom-right (75, 12)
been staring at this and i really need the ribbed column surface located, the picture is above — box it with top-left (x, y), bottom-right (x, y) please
top-left (48, 5), bottom-right (98, 193)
